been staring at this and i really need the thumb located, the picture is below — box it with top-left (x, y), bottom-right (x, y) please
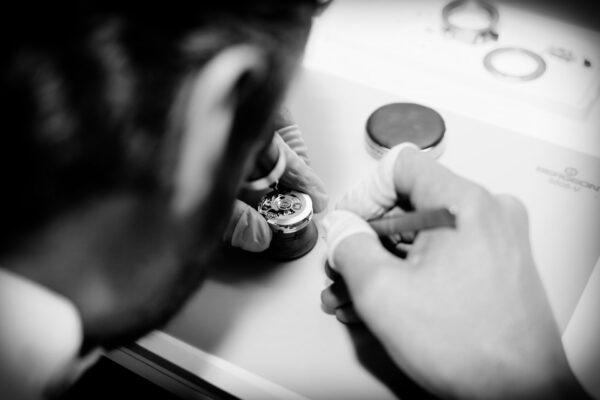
top-left (223, 200), bottom-right (273, 252)
top-left (277, 135), bottom-right (329, 212)
top-left (323, 210), bottom-right (410, 296)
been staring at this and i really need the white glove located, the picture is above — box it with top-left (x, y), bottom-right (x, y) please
top-left (323, 143), bottom-right (418, 269)
top-left (223, 200), bottom-right (273, 252)
top-left (225, 108), bottom-right (328, 252)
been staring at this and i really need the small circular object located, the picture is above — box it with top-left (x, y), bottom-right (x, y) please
top-left (365, 103), bottom-right (446, 160)
top-left (483, 47), bottom-right (546, 82)
top-left (442, 0), bottom-right (499, 44)
top-left (258, 189), bottom-right (318, 260)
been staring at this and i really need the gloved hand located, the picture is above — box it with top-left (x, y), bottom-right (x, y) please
top-left (223, 107), bottom-right (328, 252)
top-left (321, 145), bottom-right (587, 399)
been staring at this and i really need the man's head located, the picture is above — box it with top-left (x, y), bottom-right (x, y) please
top-left (0, 0), bottom-right (325, 349)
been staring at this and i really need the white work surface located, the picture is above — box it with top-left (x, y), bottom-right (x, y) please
top-left (124, 1), bottom-right (600, 399)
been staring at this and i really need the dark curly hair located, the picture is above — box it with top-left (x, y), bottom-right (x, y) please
top-left (0, 0), bottom-right (324, 253)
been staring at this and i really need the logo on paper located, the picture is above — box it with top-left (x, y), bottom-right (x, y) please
top-left (536, 166), bottom-right (600, 194)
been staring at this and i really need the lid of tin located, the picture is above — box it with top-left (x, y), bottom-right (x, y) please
top-left (257, 189), bottom-right (313, 233)
top-left (365, 103), bottom-right (446, 160)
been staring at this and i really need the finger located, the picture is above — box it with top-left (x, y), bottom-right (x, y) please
top-left (323, 210), bottom-right (412, 295)
top-left (496, 194), bottom-right (529, 229)
top-left (271, 106), bottom-right (295, 129)
top-left (392, 144), bottom-right (480, 211)
top-left (321, 280), bottom-right (352, 311)
top-left (400, 231), bottom-right (417, 244)
top-left (336, 143), bottom-right (418, 219)
top-left (496, 193), bottom-right (531, 245)
top-left (324, 262), bottom-right (342, 281)
top-left (271, 107), bottom-right (310, 164)
top-left (322, 209), bottom-right (377, 271)
top-left (337, 144), bottom-right (475, 219)
top-left (335, 306), bottom-right (362, 325)
top-left (276, 135), bottom-right (329, 212)
top-left (223, 200), bottom-right (273, 252)
top-left (277, 124), bottom-right (310, 165)
top-left (379, 236), bottom-right (411, 259)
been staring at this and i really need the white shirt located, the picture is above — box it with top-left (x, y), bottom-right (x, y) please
top-left (0, 268), bottom-right (101, 399)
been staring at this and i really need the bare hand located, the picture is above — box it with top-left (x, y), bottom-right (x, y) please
top-left (322, 145), bottom-right (589, 399)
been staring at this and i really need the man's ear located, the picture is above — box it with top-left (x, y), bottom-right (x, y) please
top-left (171, 45), bottom-right (267, 216)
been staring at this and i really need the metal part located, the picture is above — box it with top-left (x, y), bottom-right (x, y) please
top-left (483, 47), bottom-right (547, 82)
top-left (442, 0), bottom-right (499, 44)
top-left (258, 189), bottom-right (313, 234)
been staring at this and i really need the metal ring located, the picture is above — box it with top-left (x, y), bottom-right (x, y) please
top-left (442, 0), bottom-right (499, 44)
top-left (483, 47), bottom-right (546, 82)
top-left (258, 190), bottom-right (313, 233)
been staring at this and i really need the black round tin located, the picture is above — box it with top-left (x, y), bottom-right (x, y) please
top-left (365, 103), bottom-right (446, 160)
